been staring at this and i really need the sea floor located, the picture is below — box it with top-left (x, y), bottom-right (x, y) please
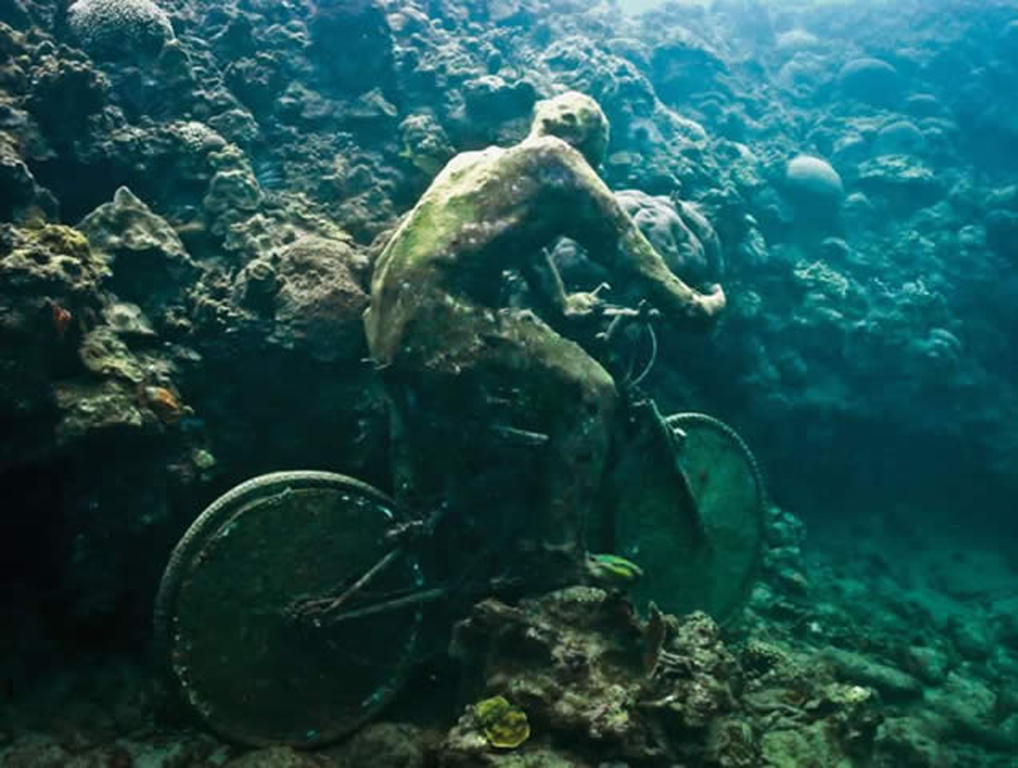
top-left (2, 508), bottom-right (1016, 768)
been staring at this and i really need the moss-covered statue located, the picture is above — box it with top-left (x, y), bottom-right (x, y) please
top-left (364, 92), bottom-right (725, 591)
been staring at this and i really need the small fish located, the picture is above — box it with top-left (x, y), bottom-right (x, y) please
top-left (586, 553), bottom-right (644, 588)
top-left (52, 304), bottom-right (72, 337)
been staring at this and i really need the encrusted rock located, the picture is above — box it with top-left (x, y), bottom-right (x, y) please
top-left (641, 611), bottom-right (741, 730)
top-left (309, 0), bottom-right (393, 95)
top-left (267, 235), bottom-right (369, 362)
top-left (326, 722), bottom-right (430, 768)
top-left (856, 155), bottom-right (943, 209)
top-left (874, 716), bottom-right (946, 767)
top-left (0, 136), bottom-right (36, 219)
top-left (0, 223), bottom-right (106, 449)
top-left (53, 378), bottom-right (146, 442)
top-left (651, 28), bottom-right (728, 104)
top-left (77, 186), bottom-right (196, 323)
top-left (822, 647), bottom-right (922, 702)
top-left (222, 746), bottom-right (318, 768)
top-left (399, 113), bottom-right (455, 178)
top-left (204, 167), bottom-right (262, 217)
top-left (924, 672), bottom-right (1014, 751)
top-left (79, 326), bottom-right (145, 382)
top-left (450, 588), bottom-right (743, 764)
top-left (462, 75), bottom-right (536, 123)
top-left (203, 167), bottom-right (264, 238)
top-left (26, 54), bottom-right (107, 142)
top-left (103, 301), bottom-right (155, 338)
top-left (705, 715), bottom-right (758, 767)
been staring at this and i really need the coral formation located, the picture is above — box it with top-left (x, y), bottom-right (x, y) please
top-left (783, 154), bottom-right (844, 217)
top-left (67, 0), bottom-right (175, 61)
top-left (617, 188), bottom-right (723, 288)
top-left (77, 186), bottom-right (196, 325)
top-left (837, 57), bottom-right (901, 106)
top-left (474, 695), bottom-right (531, 749)
top-left (266, 235), bottom-right (369, 362)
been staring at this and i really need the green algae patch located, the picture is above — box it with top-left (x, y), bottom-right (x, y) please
top-left (475, 696), bottom-right (530, 749)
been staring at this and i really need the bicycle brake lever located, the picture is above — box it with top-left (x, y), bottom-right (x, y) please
top-left (635, 299), bottom-right (661, 322)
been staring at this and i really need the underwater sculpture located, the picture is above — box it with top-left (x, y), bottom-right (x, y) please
top-left (153, 92), bottom-right (763, 748)
top-left (364, 91), bottom-right (726, 590)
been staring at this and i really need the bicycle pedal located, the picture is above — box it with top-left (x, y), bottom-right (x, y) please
top-left (491, 424), bottom-right (550, 447)
top-left (385, 520), bottom-right (425, 543)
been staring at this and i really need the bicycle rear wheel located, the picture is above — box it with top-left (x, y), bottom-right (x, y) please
top-left (154, 471), bottom-right (425, 748)
top-left (615, 413), bottom-right (765, 623)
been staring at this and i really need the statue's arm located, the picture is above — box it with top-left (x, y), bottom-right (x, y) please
top-left (549, 149), bottom-right (725, 327)
top-left (520, 248), bottom-right (569, 318)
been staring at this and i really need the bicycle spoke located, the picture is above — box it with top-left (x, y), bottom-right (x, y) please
top-left (322, 586), bottom-right (447, 625)
top-left (292, 546), bottom-right (405, 620)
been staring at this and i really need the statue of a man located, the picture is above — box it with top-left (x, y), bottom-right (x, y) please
top-left (364, 91), bottom-right (725, 591)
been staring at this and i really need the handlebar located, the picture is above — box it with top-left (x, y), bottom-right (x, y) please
top-left (593, 300), bottom-right (660, 388)
top-left (600, 302), bottom-right (660, 321)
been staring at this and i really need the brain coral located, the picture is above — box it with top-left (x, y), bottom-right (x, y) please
top-left (837, 57), bottom-right (900, 106)
top-left (784, 155), bottom-right (844, 215)
top-left (67, 0), bottom-right (174, 60)
top-left (616, 189), bottom-right (723, 287)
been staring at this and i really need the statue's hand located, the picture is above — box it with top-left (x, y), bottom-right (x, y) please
top-left (563, 291), bottom-right (604, 319)
top-left (699, 283), bottom-right (726, 317)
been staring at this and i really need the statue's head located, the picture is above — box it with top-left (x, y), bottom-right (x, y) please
top-left (529, 92), bottom-right (610, 167)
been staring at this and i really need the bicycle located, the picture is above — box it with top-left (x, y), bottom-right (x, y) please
top-left (154, 301), bottom-right (765, 748)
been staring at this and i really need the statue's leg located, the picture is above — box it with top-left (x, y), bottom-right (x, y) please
top-left (380, 308), bottom-right (617, 592)
top-left (480, 311), bottom-right (618, 589)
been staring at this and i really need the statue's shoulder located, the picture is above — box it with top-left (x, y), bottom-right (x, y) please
top-left (518, 134), bottom-right (579, 158)
top-left (517, 135), bottom-right (596, 177)
top-left (439, 145), bottom-right (506, 178)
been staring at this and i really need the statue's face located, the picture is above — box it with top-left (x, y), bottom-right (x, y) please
top-left (531, 92), bottom-right (610, 167)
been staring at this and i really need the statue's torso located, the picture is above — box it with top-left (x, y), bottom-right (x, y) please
top-left (365, 137), bottom-right (574, 365)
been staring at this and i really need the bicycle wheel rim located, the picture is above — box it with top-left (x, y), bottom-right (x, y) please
top-left (620, 414), bottom-right (765, 623)
top-left (154, 471), bottom-right (425, 748)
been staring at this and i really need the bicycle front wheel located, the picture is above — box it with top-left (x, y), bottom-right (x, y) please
top-left (615, 413), bottom-right (765, 623)
top-left (154, 471), bottom-right (426, 748)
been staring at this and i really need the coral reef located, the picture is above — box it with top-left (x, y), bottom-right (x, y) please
top-left (3, 0), bottom-right (1018, 766)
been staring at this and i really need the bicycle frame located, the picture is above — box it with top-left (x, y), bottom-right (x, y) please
top-left (289, 302), bottom-right (702, 629)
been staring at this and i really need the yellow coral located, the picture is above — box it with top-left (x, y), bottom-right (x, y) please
top-left (33, 224), bottom-right (91, 260)
top-left (474, 695), bottom-right (530, 749)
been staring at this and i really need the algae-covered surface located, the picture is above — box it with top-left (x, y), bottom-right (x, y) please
top-left (2, 1), bottom-right (1017, 766)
